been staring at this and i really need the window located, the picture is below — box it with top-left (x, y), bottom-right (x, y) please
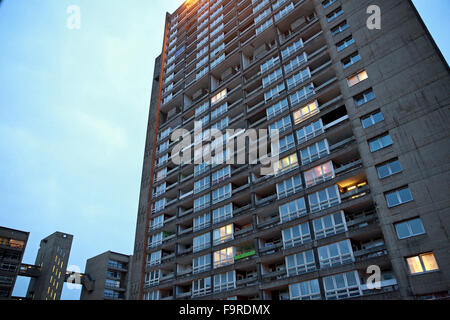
top-left (284, 52), bottom-right (307, 74)
top-left (323, 271), bottom-right (362, 300)
top-left (308, 185), bottom-right (341, 213)
top-left (354, 88), bottom-right (375, 106)
top-left (304, 161), bottom-right (335, 188)
top-left (385, 187), bottom-right (413, 208)
top-left (266, 98), bottom-right (289, 120)
top-left (297, 119), bottom-right (324, 144)
top-left (212, 89), bottom-right (227, 105)
top-left (151, 215), bottom-right (164, 230)
top-left (318, 240), bottom-right (354, 268)
top-left (194, 176), bottom-right (210, 194)
top-left (213, 203), bottom-right (233, 224)
top-left (300, 139), bottom-right (330, 165)
top-left (262, 68), bottom-right (283, 88)
top-left (290, 279), bottom-right (321, 300)
top-left (213, 224), bottom-right (234, 245)
top-left (264, 83), bottom-right (285, 102)
top-left (211, 103), bottom-right (227, 120)
top-left (376, 159), bottom-right (402, 179)
top-left (212, 184), bottom-right (232, 204)
top-left (146, 270), bottom-right (160, 287)
top-left (287, 67), bottom-right (311, 89)
top-left (153, 183), bottom-right (166, 198)
top-left (279, 197), bottom-right (307, 222)
top-left (407, 252), bottom-right (439, 275)
top-left (275, 134), bottom-right (295, 154)
top-left (274, 2), bottom-right (294, 21)
top-left (144, 290), bottom-right (159, 300)
top-left (195, 163), bottom-right (210, 177)
top-left (313, 211), bottom-right (347, 239)
top-left (150, 232), bottom-right (163, 247)
top-left (286, 250), bottom-right (316, 276)
top-left (342, 51), bottom-right (361, 69)
top-left (289, 83), bottom-right (315, 106)
top-left (276, 153), bottom-right (298, 174)
top-left (254, 8), bottom-right (271, 24)
top-left (362, 110), bottom-right (384, 128)
top-left (261, 56), bottom-right (279, 73)
top-left (194, 213), bottom-right (211, 232)
top-left (269, 116), bottom-right (291, 133)
top-left (214, 271), bottom-right (236, 293)
top-left (347, 70), bottom-right (368, 87)
top-left (193, 233), bottom-right (211, 252)
top-left (156, 168), bottom-right (167, 182)
top-left (194, 194), bottom-right (211, 212)
top-left (212, 166), bottom-right (231, 185)
top-left (293, 100), bottom-right (319, 125)
top-left (331, 20), bottom-right (349, 35)
top-left (281, 38), bottom-right (303, 59)
top-left (327, 7), bottom-right (343, 22)
top-left (193, 254), bottom-right (211, 274)
top-left (395, 218), bottom-right (425, 239)
top-left (369, 133), bottom-right (393, 152)
top-left (336, 36), bottom-right (355, 52)
top-left (256, 18), bottom-right (273, 34)
top-left (276, 174), bottom-right (303, 199)
top-left (282, 223), bottom-right (312, 248)
top-left (192, 277), bottom-right (212, 297)
top-left (149, 251), bottom-right (161, 266)
top-left (323, 0), bottom-right (337, 9)
top-left (214, 247), bottom-right (235, 268)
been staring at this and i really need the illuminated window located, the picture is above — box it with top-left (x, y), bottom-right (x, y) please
top-left (276, 153), bottom-right (298, 174)
top-left (212, 89), bottom-right (227, 105)
top-left (347, 70), bottom-right (368, 87)
top-left (213, 247), bottom-right (235, 268)
top-left (304, 161), bottom-right (334, 188)
top-left (213, 225), bottom-right (234, 245)
top-left (407, 252), bottom-right (439, 274)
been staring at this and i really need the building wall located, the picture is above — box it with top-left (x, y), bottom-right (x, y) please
top-left (132, 0), bottom-right (450, 300)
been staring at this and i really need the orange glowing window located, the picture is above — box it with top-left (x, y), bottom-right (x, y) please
top-left (407, 252), bottom-right (439, 274)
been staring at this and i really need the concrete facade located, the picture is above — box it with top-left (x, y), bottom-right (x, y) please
top-left (80, 251), bottom-right (131, 300)
top-left (26, 232), bottom-right (73, 300)
top-left (131, 0), bottom-right (450, 300)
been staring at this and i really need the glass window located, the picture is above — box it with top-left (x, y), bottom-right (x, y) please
top-left (192, 277), bottom-right (212, 297)
top-left (276, 153), bottom-right (298, 174)
top-left (323, 271), bottom-right (362, 300)
top-left (376, 159), bottom-right (402, 178)
top-left (336, 36), bottom-right (355, 52)
top-left (362, 110), bottom-right (384, 128)
top-left (297, 119), bottom-right (324, 144)
top-left (193, 233), bottom-right (211, 253)
top-left (395, 218), bottom-right (425, 239)
top-left (304, 161), bottom-right (335, 188)
top-left (287, 67), bottom-right (311, 89)
top-left (289, 83), bottom-right (315, 106)
top-left (289, 279), bottom-right (321, 300)
top-left (300, 139), bottom-right (330, 165)
top-left (194, 176), bottom-right (210, 194)
top-left (212, 89), bottom-right (227, 105)
top-left (276, 174), bottom-right (303, 199)
top-left (342, 51), bottom-right (361, 69)
top-left (213, 247), bottom-right (235, 268)
top-left (385, 187), bottom-right (413, 207)
top-left (347, 70), bottom-right (368, 87)
top-left (279, 197), bottom-right (307, 223)
top-left (282, 223), bottom-right (312, 248)
top-left (213, 203), bottom-right (233, 224)
top-left (313, 211), bottom-right (347, 239)
top-left (308, 185), bottom-right (341, 213)
top-left (369, 133), bottom-right (393, 152)
top-left (318, 240), bottom-right (354, 268)
top-left (212, 184), bottom-right (232, 204)
top-left (193, 254), bottom-right (211, 274)
top-left (407, 252), bottom-right (439, 274)
top-left (194, 213), bottom-right (211, 232)
top-left (286, 250), bottom-right (316, 276)
top-left (212, 166), bottom-right (231, 185)
top-left (214, 271), bottom-right (236, 293)
top-left (355, 89), bottom-right (376, 106)
top-left (331, 20), bottom-right (349, 35)
top-left (293, 100), bottom-right (319, 124)
top-left (266, 98), bottom-right (289, 120)
top-left (213, 224), bottom-right (234, 245)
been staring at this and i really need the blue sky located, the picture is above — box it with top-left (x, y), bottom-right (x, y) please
top-left (0, 1), bottom-right (448, 300)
